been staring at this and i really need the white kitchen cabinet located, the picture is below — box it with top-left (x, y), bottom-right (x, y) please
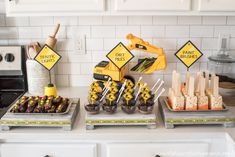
top-left (199, 0), bottom-right (235, 11)
top-left (5, 0), bottom-right (105, 16)
top-left (1, 143), bottom-right (97, 157)
top-left (106, 142), bottom-right (209, 157)
top-left (114, 0), bottom-right (191, 11)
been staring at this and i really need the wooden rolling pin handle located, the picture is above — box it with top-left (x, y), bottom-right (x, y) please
top-left (52, 23), bottom-right (60, 38)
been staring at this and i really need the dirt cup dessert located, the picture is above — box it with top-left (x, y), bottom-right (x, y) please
top-left (138, 92), bottom-right (154, 114)
top-left (102, 93), bottom-right (117, 114)
top-left (121, 93), bottom-right (136, 114)
top-left (85, 93), bottom-right (100, 114)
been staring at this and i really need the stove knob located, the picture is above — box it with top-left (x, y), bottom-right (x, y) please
top-left (5, 53), bottom-right (15, 62)
top-left (0, 54), bottom-right (2, 62)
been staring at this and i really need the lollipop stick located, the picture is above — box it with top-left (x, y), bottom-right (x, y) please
top-left (102, 77), bottom-right (111, 92)
top-left (100, 88), bottom-right (110, 102)
top-left (117, 81), bottom-right (127, 103)
top-left (119, 79), bottom-right (127, 93)
top-left (151, 78), bottom-right (160, 91)
top-left (135, 83), bottom-right (147, 101)
top-left (102, 82), bottom-right (111, 95)
top-left (154, 80), bottom-right (164, 94)
top-left (154, 88), bottom-right (165, 103)
top-left (134, 76), bottom-right (142, 89)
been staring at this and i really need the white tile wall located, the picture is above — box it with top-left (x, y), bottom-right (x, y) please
top-left (0, 14), bottom-right (235, 87)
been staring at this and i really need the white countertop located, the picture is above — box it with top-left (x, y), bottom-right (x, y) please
top-left (0, 87), bottom-right (235, 143)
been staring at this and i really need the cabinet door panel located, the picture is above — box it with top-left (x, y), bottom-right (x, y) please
top-left (107, 142), bottom-right (209, 157)
top-left (199, 0), bottom-right (235, 11)
top-left (1, 143), bottom-right (97, 157)
top-left (115, 0), bottom-right (191, 11)
top-left (6, 0), bottom-right (104, 14)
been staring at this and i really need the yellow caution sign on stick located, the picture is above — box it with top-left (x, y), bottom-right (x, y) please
top-left (175, 41), bottom-right (203, 68)
top-left (106, 42), bottom-right (134, 69)
top-left (35, 44), bottom-right (61, 70)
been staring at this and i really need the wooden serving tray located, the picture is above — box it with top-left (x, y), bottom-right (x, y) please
top-left (164, 97), bottom-right (228, 112)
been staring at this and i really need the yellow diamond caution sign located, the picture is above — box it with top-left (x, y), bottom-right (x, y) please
top-left (35, 45), bottom-right (61, 70)
top-left (106, 42), bottom-right (134, 69)
top-left (175, 40), bottom-right (203, 68)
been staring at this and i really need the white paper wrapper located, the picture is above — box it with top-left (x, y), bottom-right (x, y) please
top-left (26, 60), bottom-right (55, 95)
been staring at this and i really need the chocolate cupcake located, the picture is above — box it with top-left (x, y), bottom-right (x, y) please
top-left (138, 92), bottom-right (154, 114)
top-left (85, 93), bottom-right (100, 114)
top-left (102, 93), bottom-right (117, 114)
top-left (121, 93), bottom-right (136, 114)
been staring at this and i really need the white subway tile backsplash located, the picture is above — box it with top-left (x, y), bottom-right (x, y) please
top-left (190, 26), bottom-right (214, 37)
top-left (0, 27), bottom-right (18, 39)
top-left (86, 38), bottom-right (103, 51)
top-left (67, 53), bottom-right (92, 63)
top-left (6, 17), bottom-right (29, 26)
top-left (203, 16), bottom-right (226, 25)
top-left (56, 63), bottom-right (80, 75)
top-left (163, 63), bottom-right (177, 74)
top-left (198, 50), bottom-right (212, 62)
top-left (103, 38), bottom-right (127, 51)
top-left (55, 75), bottom-right (69, 87)
top-left (81, 63), bottom-right (94, 74)
top-left (214, 26), bottom-right (235, 37)
top-left (165, 26), bottom-right (189, 38)
top-left (78, 16), bottom-right (102, 25)
top-left (227, 16), bottom-right (235, 25)
top-left (67, 26), bottom-right (91, 38)
top-left (69, 75), bottom-right (93, 86)
top-left (18, 27), bottom-right (42, 39)
top-left (201, 38), bottom-right (218, 50)
top-left (116, 25), bottom-right (140, 38)
top-left (54, 17), bottom-right (78, 26)
top-left (0, 15), bottom-right (234, 87)
top-left (57, 39), bottom-right (74, 51)
top-left (141, 26), bottom-right (164, 38)
top-left (103, 16), bottom-right (127, 25)
top-left (30, 17), bottom-right (54, 26)
top-left (178, 16), bottom-right (202, 25)
top-left (91, 26), bottom-right (115, 38)
top-left (153, 39), bottom-right (177, 50)
top-left (153, 16), bottom-right (177, 25)
top-left (177, 62), bottom-right (199, 73)
top-left (0, 40), bottom-right (8, 44)
top-left (0, 15), bottom-right (5, 26)
top-left (0, 1), bottom-right (5, 14)
top-left (58, 51), bottom-right (68, 63)
top-left (8, 39), bottom-right (31, 45)
top-left (177, 38), bottom-right (201, 49)
top-left (199, 63), bottom-right (208, 71)
top-left (128, 16), bottom-right (153, 25)
top-left (42, 26), bottom-right (66, 39)
top-left (92, 51), bottom-right (107, 63)
top-left (230, 38), bottom-right (235, 50)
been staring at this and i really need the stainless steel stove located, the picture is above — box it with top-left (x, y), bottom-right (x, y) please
top-left (0, 46), bottom-right (27, 117)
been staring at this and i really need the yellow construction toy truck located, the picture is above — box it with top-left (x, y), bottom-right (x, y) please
top-left (93, 34), bottom-right (167, 82)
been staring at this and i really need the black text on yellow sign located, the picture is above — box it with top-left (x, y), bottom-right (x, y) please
top-left (175, 40), bottom-right (203, 68)
top-left (35, 44), bottom-right (61, 71)
top-left (106, 42), bottom-right (134, 69)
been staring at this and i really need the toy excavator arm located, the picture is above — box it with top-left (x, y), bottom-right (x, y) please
top-left (126, 34), bottom-right (167, 73)
top-left (126, 34), bottom-right (164, 56)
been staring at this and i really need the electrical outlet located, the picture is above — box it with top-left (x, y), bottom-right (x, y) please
top-left (73, 35), bottom-right (86, 54)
